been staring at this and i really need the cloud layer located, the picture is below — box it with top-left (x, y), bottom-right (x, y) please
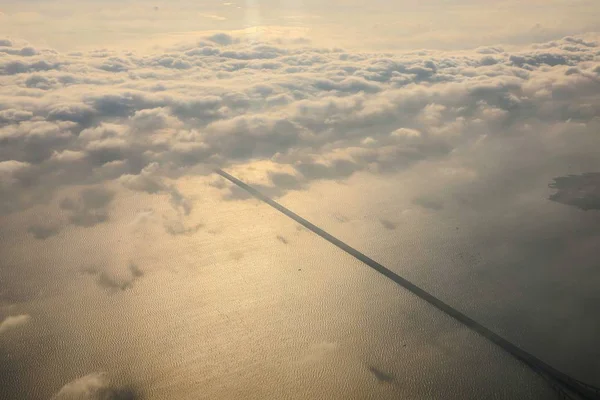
top-left (1, 33), bottom-right (599, 217)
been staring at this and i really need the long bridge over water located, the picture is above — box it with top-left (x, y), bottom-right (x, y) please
top-left (216, 168), bottom-right (600, 400)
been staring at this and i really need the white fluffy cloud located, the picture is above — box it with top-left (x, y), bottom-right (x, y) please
top-left (0, 314), bottom-right (31, 334)
top-left (0, 33), bottom-right (599, 214)
top-left (51, 372), bottom-right (135, 400)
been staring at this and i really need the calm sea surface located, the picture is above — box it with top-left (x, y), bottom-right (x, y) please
top-left (1, 168), bottom-right (598, 399)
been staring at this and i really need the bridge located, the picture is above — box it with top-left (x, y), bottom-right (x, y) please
top-left (216, 169), bottom-right (600, 400)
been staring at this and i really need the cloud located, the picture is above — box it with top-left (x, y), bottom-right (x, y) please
top-left (0, 314), bottom-right (31, 334)
top-left (51, 372), bottom-right (137, 400)
top-left (60, 187), bottom-right (115, 227)
top-left (0, 160), bottom-right (30, 184)
top-left (51, 149), bottom-right (86, 163)
top-left (118, 162), bottom-right (166, 194)
top-left (1, 59), bottom-right (60, 75)
top-left (119, 162), bottom-right (193, 220)
top-left (47, 103), bottom-right (96, 124)
top-left (208, 33), bottom-right (236, 46)
top-left (0, 33), bottom-right (598, 216)
top-left (391, 128), bottom-right (421, 138)
top-left (0, 27), bottom-right (599, 400)
top-left (0, 108), bottom-right (33, 123)
top-left (81, 262), bottom-right (144, 292)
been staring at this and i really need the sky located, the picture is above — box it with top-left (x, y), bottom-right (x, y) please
top-left (1, 1), bottom-right (600, 399)
top-left (1, 0), bottom-right (600, 51)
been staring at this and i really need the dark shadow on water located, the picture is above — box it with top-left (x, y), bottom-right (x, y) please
top-left (379, 218), bottom-right (397, 230)
top-left (368, 366), bottom-right (395, 383)
top-left (276, 235), bottom-right (289, 244)
top-left (110, 386), bottom-right (139, 400)
top-left (549, 173), bottom-right (600, 211)
top-left (80, 263), bottom-right (144, 293)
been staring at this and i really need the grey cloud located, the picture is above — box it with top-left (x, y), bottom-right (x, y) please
top-left (24, 74), bottom-right (55, 89)
top-left (85, 139), bottom-right (129, 165)
top-left (313, 77), bottom-right (382, 93)
top-left (154, 56), bottom-right (193, 70)
top-left (79, 124), bottom-right (128, 141)
top-left (207, 33), bottom-right (236, 46)
top-left (479, 56), bottom-right (499, 66)
top-left (47, 103), bottom-right (96, 124)
top-left (509, 53), bottom-right (573, 68)
top-left (563, 36), bottom-right (597, 47)
top-left (1, 59), bottom-right (60, 75)
top-left (169, 141), bottom-right (212, 167)
top-left (476, 46), bottom-right (505, 54)
top-left (206, 115), bottom-right (300, 160)
top-left (119, 162), bottom-right (192, 215)
top-left (185, 47), bottom-right (221, 57)
top-left (0, 47), bottom-right (39, 57)
top-left (0, 108), bottom-right (33, 123)
top-left (60, 187), bottom-right (115, 227)
top-left (269, 171), bottom-right (304, 191)
top-left (85, 92), bottom-right (152, 119)
top-left (219, 45), bottom-right (287, 60)
top-left (119, 163), bottom-right (166, 194)
top-left (79, 189), bottom-right (116, 209)
top-left (129, 107), bottom-right (179, 132)
top-left (19, 47), bottom-right (37, 57)
top-left (97, 57), bottom-right (132, 72)
top-left (164, 96), bottom-right (222, 121)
